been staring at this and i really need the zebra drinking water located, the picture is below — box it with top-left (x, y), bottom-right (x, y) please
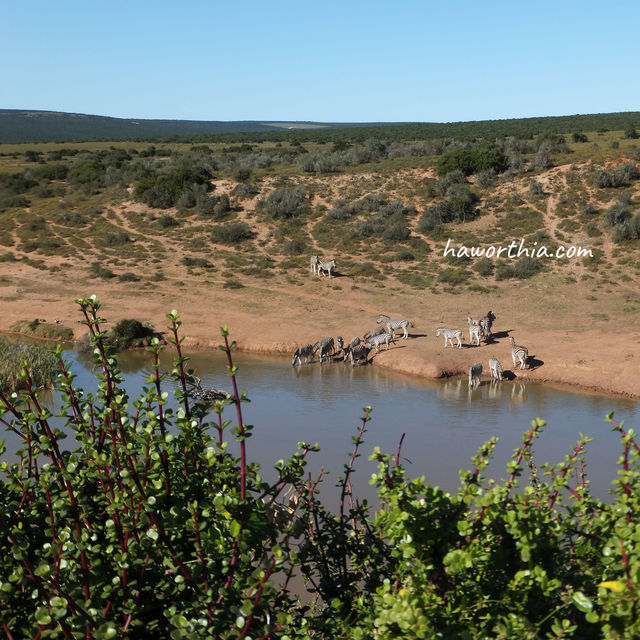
top-left (365, 332), bottom-right (395, 353)
top-left (509, 336), bottom-right (528, 370)
top-left (292, 344), bottom-right (314, 366)
top-left (341, 337), bottom-right (362, 362)
top-left (313, 336), bottom-right (335, 363)
top-left (349, 343), bottom-right (370, 366)
top-left (317, 259), bottom-right (336, 278)
top-left (377, 314), bottom-right (413, 339)
top-left (469, 362), bottom-right (483, 389)
top-left (435, 328), bottom-right (463, 349)
top-left (488, 356), bottom-right (503, 381)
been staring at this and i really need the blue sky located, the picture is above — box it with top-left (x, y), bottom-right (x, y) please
top-left (2, 1), bottom-right (639, 123)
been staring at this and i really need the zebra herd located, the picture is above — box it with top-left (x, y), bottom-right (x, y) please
top-left (291, 313), bottom-right (414, 367)
top-left (290, 302), bottom-right (531, 388)
top-left (435, 311), bottom-right (531, 389)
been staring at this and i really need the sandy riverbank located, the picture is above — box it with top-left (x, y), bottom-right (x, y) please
top-left (3, 267), bottom-right (636, 400)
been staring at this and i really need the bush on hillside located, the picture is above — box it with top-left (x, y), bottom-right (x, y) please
top-left (210, 221), bottom-right (253, 244)
top-left (258, 186), bottom-right (308, 220)
top-left (437, 143), bottom-right (509, 177)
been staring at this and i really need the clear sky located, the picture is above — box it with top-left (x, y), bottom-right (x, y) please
top-left (2, 0), bottom-right (639, 123)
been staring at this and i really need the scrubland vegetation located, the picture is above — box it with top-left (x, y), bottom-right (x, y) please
top-left (1, 116), bottom-right (640, 306)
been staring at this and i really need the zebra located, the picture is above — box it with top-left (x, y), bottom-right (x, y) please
top-left (310, 255), bottom-right (319, 275)
top-left (435, 327), bottom-right (463, 349)
top-left (341, 337), bottom-right (361, 362)
top-left (488, 356), bottom-right (503, 381)
top-left (509, 336), bottom-right (528, 370)
top-left (317, 259), bottom-right (336, 278)
top-left (467, 317), bottom-right (482, 346)
top-left (469, 362), bottom-right (483, 389)
top-left (292, 343), bottom-right (314, 366)
top-left (335, 336), bottom-right (344, 356)
top-left (349, 343), bottom-right (370, 366)
top-left (363, 326), bottom-right (385, 342)
top-left (479, 311), bottom-right (496, 341)
top-left (377, 314), bottom-right (413, 340)
top-left (365, 332), bottom-right (395, 353)
top-left (313, 337), bottom-right (335, 363)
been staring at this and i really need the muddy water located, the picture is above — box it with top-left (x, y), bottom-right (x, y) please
top-left (3, 347), bottom-right (639, 504)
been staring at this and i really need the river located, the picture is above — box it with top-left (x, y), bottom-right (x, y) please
top-left (2, 346), bottom-right (638, 504)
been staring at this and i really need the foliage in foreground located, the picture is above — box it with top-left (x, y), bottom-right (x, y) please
top-left (0, 297), bottom-right (639, 639)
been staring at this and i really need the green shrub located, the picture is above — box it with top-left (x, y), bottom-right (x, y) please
top-left (182, 256), bottom-right (214, 269)
top-left (211, 221), bottom-right (253, 245)
top-left (89, 262), bottom-right (116, 279)
top-left (258, 186), bottom-right (308, 220)
top-left (107, 318), bottom-right (155, 349)
top-left (328, 198), bottom-right (353, 220)
top-left (437, 143), bottom-right (509, 177)
top-left (100, 231), bottom-right (131, 247)
top-left (118, 272), bottom-right (141, 282)
top-left (349, 261), bottom-right (380, 277)
top-left (158, 214), bottom-right (179, 228)
top-left (473, 256), bottom-right (495, 276)
top-left (394, 249), bottom-right (415, 261)
top-left (496, 256), bottom-right (543, 280)
top-left (382, 221), bottom-right (410, 243)
top-left (134, 166), bottom-right (212, 209)
top-left (437, 266), bottom-right (469, 285)
top-left (223, 277), bottom-right (245, 288)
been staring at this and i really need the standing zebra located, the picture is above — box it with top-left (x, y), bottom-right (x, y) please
top-left (313, 337), bottom-right (335, 363)
top-left (310, 255), bottom-right (319, 274)
top-left (509, 336), bottom-right (528, 370)
top-left (488, 356), bottom-right (503, 381)
top-left (435, 328), bottom-right (463, 349)
top-left (292, 344), bottom-right (314, 366)
top-left (317, 259), bottom-right (336, 278)
top-left (377, 314), bottom-right (413, 340)
top-left (467, 317), bottom-right (482, 346)
top-left (469, 363), bottom-right (483, 389)
top-left (479, 311), bottom-right (496, 341)
top-left (365, 332), bottom-right (395, 353)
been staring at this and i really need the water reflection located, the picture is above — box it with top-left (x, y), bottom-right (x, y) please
top-left (439, 378), bottom-right (529, 405)
top-left (1, 347), bottom-right (639, 505)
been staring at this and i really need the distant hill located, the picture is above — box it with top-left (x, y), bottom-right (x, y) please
top-left (0, 110), bottom-right (390, 144)
top-left (1, 109), bottom-right (640, 144)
